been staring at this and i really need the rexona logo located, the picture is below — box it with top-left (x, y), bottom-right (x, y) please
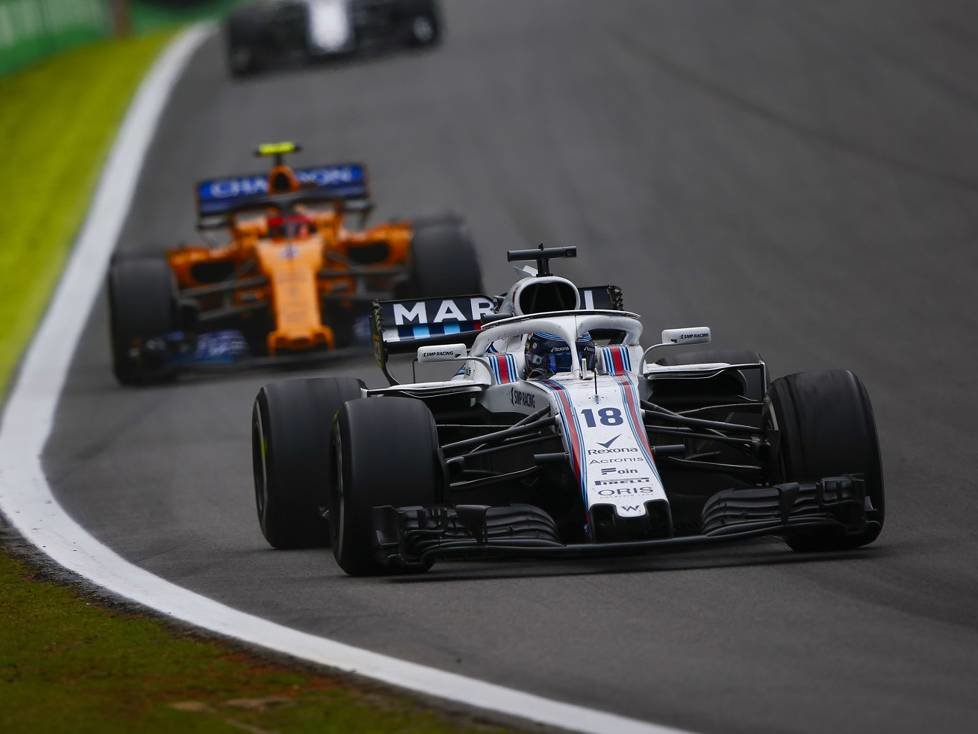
top-left (597, 486), bottom-right (658, 496)
top-left (587, 447), bottom-right (640, 455)
top-left (510, 388), bottom-right (536, 409)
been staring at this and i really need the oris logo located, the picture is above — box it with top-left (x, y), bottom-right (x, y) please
top-left (597, 486), bottom-right (658, 496)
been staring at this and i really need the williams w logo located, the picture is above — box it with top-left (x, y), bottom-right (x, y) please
top-left (597, 434), bottom-right (621, 449)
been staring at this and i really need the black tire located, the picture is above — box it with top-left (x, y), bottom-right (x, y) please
top-left (227, 43), bottom-right (258, 77)
top-left (225, 11), bottom-right (263, 76)
top-left (405, 221), bottom-right (483, 297)
top-left (107, 257), bottom-right (180, 385)
top-left (331, 397), bottom-right (443, 575)
top-left (398, 0), bottom-right (441, 46)
top-left (769, 370), bottom-right (884, 551)
top-left (252, 377), bottom-right (364, 549)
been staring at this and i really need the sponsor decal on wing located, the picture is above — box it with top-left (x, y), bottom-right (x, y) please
top-left (196, 163), bottom-right (367, 215)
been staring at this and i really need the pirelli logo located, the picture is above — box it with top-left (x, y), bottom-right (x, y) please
top-left (593, 477), bottom-right (652, 486)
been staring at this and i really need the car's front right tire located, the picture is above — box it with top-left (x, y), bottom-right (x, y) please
top-left (107, 256), bottom-right (180, 385)
top-left (331, 397), bottom-right (443, 575)
top-left (253, 377), bottom-right (364, 549)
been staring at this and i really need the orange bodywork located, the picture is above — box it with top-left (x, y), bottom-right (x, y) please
top-left (168, 199), bottom-right (413, 355)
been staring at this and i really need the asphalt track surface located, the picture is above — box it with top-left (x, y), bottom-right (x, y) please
top-left (45, 2), bottom-right (978, 732)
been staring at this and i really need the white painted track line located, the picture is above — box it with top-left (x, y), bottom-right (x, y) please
top-left (0, 26), bottom-right (689, 734)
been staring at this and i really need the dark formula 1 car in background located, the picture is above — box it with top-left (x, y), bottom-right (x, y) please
top-left (252, 246), bottom-right (885, 575)
top-left (107, 142), bottom-right (481, 384)
top-left (225, 0), bottom-right (442, 76)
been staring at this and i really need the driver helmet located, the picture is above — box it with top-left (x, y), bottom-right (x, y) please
top-left (525, 331), bottom-right (595, 378)
top-left (267, 213), bottom-right (314, 240)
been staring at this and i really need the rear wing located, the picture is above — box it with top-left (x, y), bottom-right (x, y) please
top-left (372, 285), bottom-right (624, 381)
top-left (195, 162), bottom-right (369, 218)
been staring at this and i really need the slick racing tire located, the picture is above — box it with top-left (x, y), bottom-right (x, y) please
top-left (252, 377), bottom-right (364, 549)
top-left (397, 0), bottom-right (441, 47)
top-left (769, 370), bottom-right (884, 551)
top-left (331, 397), bottom-right (443, 575)
top-left (225, 10), bottom-right (262, 77)
top-left (405, 220), bottom-right (483, 297)
top-left (108, 256), bottom-right (180, 385)
top-left (227, 42), bottom-right (258, 77)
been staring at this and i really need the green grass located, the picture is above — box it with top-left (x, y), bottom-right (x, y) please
top-left (132, 0), bottom-right (246, 34)
top-left (0, 30), bottom-right (173, 395)
top-left (0, 33), bottom-right (510, 734)
top-left (0, 551), bottom-right (501, 734)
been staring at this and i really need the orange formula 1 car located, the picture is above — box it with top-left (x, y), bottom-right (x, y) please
top-left (107, 142), bottom-right (482, 384)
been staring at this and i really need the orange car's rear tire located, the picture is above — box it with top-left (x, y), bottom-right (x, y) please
top-left (107, 256), bottom-right (180, 385)
top-left (252, 377), bottom-right (364, 550)
top-left (405, 220), bottom-right (483, 297)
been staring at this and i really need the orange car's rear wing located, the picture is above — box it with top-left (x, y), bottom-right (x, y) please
top-left (195, 162), bottom-right (369, 219)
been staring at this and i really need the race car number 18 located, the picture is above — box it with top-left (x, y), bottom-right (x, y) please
top-left (580, 408), bottom-right (623, 427)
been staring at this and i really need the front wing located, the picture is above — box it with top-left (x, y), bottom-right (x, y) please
top-left (372, 476), bottom-right (874, 569)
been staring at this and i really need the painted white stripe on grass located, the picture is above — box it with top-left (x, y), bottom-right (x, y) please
top-left (0, 27), bottom-right (689, 734)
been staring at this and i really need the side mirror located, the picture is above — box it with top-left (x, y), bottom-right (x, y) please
top-left (660, 327), bottom-right (711, 346)
top-left (416, 343), bottom-right (467, 362)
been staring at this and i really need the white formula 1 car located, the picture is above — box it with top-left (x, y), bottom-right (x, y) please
top-left (252, 246), bottom-right (884, 575)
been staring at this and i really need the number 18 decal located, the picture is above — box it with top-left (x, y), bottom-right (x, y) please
top-left (580, 407), bottom-right (623, 427)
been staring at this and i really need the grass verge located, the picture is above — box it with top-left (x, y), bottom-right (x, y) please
top-left (0, 34), bottom-right (510, 734)
top-left (0, 30), bottom-right (173, 394)
top-left (0, 550), bottom-right (501, 734)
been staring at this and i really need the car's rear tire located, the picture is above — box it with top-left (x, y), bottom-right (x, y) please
top-left (253, 377), bottom-right (364, 549)
top-left (331, 397), bottom-right (443, 575)
top-left (404, 220), bottom-right (483, 297)
top-left (108, 257), bottom-right (180, 385)
top-left (399, 0), bottom-right (441, 46)
top-left (227, 44), bottom-right (257, 77)
top-left (769, 370), bottom-right (884, 551)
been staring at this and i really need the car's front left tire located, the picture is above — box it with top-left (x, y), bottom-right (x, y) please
top-left (769, 369), bottom-right (885, 551)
